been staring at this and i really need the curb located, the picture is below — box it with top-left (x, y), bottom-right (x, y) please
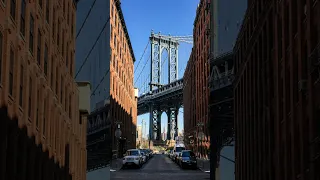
top-left (197, 166), bottom-right (210, 173)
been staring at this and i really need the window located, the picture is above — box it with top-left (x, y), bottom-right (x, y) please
top-left (60, 75), bottom-right (63, 102)
top-left (44, 44), bottom-right (48, 75)
top-left (37, 29), bottom-right (41, 64)
top-left (36, 89), bottom-right (39, 127)
top-left (45, 0), bottom-right (49, 23)
top-left (20, 0), bottom-right (26, 36)
top-left (9, 48), bottom-right (14, 96)
top-left (57, 20), bottom-right (60, 46)
top-left (0, 32), bottom-right (2, 83)
top-left (19, 65), bottom-right (23, 106)
top-left (71, 14), bottom-right (74, 37)
top-left (43, 98), bottom-right (46, 135)
top-left (51, 60), bottom-right (54, 87)
top-left (52, 12), bottom-right (55, 38)
top-left (38, 0), bottom-right (42, 8)
top-left (28, 77), bottom-right (32, 118)
top-left (29, 14), bottom-right (34, 54)
top-left (69, 94), bottom-right (72, 118)
top-left (66, 45), bottom-right (69, 68)
top-left (55, 66), bottom-right (58, 93)
top-left (10, 0), bottom-right (16, 20)
top-left (62, 33), bottom-right (64, 54)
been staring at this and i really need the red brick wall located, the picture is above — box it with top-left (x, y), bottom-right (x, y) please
top-left (234, 1), bottom-right (320, 180)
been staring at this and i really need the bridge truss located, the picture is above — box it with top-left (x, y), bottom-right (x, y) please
top-left (136, 31), bottom-right (192, 143)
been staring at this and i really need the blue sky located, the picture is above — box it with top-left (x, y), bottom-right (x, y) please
top-left (122, 0), bottom-right (199, 135)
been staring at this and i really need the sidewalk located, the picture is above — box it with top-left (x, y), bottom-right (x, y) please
top-left (110, 158), bottom-right (123, 171)
top-left (197, 158), bottom-right (210, 173)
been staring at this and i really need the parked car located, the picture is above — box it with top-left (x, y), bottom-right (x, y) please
top-left (176, 152), bottom-right (183, 164)
top-left (179, 150), bottom-right (197, 169)
top-left (140, 151), bottom-right (147, 163)
top-left (122, 149), bottom-right (143, 168)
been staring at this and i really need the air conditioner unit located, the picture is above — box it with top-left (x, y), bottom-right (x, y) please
top-left (298, 80), bottom-right (307, 92)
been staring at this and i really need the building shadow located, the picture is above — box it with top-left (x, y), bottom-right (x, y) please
top-left (0, 106), bottom-right (72, 180)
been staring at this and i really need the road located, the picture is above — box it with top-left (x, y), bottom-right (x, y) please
top-left (111, 154), bottom-right (210, 180)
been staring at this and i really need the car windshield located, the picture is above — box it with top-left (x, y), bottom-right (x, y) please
top-left (127, 150), bottom-right (139, 156)
top-left (175, 147), bottom-right (185, 152)
top-left (182, 151), bottom-right (195, 157)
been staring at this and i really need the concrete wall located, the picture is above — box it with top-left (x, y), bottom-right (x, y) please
top-left (75, 0), bottom-right (110, 112)
top-left (213, 0), bottom-right (247, 56)
top-left (77, 82), bottom-right (91, 114)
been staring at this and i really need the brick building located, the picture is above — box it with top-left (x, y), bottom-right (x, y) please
top-left (110, 0), bottom-right (137, 156)
top-left (183, 0), bottom-right (210, 158)
top-left (234, 0), bottom-right (320, 180)
top-left (0, 0), bottom-right (87, 180)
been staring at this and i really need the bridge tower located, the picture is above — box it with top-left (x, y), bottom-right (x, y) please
top-left (148, 30), bottom-right (179, 141)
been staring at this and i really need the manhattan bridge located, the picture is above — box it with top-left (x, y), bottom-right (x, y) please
top-left (135, 30), bottom-right (193, 145)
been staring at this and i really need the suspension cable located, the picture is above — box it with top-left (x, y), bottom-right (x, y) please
top-left (134, 40), bottom-right (150, 74)
top-left (134, 54), bottom-right (151, 86)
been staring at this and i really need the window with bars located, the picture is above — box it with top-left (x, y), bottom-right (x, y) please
top-left (28, 77), bottom-right (32, 118)
top-left (20, 0), bottom-right (26, 36)
top-left (44, 44), bottom-right (48, 75)
top-left (56, 66), bottom-right (58, 94)
top-left (29, 14), bottom-right (34, 54)
top-left (19, 65), bottom-right (23, 106)
top-left (51, 59), bottom-right (54, 87)
top-left (69, 94), bottom-right (72, 118)
top-left (43, 97), bottom-right (46, 135)
top-left (10, 0), bottom-right (16, 20)
top-left (66, 43), bottom-right (69, 68)
top-left (52, 11), bottom-right (55, 38)
top-left (46, 0), bottom-right (49, 23)
top-left (57, 20), bottom-right (60, 46)
top-left (39, 0), bottom-right (42, 8)
top-left (0, 32), bottom-right (2, 84)
top-left (60, 75), bottom-right (63, 102)
top-left (36, 89), bottom-right (39, 127)
top-left (71, 14), bottom-right (74, 37)
top-left (62, 33), bottom-right (64, 54)
top-left (37, 29), bottom-right (41, 65)
top-left (9, 48), bottom-right (14, 96)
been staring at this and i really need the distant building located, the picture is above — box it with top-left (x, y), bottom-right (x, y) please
top-left (162, 127), bottom-right (167, 141)
top-left (136, 125), bottom-right (142, 145)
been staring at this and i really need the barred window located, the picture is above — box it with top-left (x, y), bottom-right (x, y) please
top-left (29, 14), bottom-right (34, 54)
top-left (9, 48), bottom-right (14, 96)
top-left (20, 0), bottom-right (26, 36)
top-left (10, 0), bottom-right (16, 20)
top-left (19, 65), bottom-right (23, 106)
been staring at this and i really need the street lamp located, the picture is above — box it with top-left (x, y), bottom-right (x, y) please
top-left (114, 122), bottom-right (122, 158)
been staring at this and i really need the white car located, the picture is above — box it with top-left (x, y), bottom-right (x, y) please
top-left (122, 149), bottom-right (143, 168)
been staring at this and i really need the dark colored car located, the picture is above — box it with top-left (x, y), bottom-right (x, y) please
top-left (179, 150), bottom-right (197, 169)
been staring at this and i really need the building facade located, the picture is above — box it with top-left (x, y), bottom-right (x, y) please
top-left (234, 0), bottom-right (320, 180)
top-left (110, 0), bottom-right (137, 155)
top-left (0, 0), bottom-right (87, 180)
top-left (183, 0), bottom-right (210, 158)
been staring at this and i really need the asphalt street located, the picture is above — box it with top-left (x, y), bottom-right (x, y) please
top-left (110, 154), bottom-right (210, 180)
